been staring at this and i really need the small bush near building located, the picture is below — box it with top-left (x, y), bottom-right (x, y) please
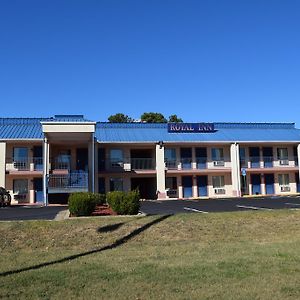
top-left (94, 193), bottom-right (106, 205)
top-left (107, 190), bottom-right (140, 215)
top-left (68, 192), bottom-right (98, 216)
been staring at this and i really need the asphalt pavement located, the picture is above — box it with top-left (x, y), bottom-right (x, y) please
top-left (140, 195), bottom-right (300, 215)
top-left (1, 195), bottom-right (300, 221)
top-left (0, 205), bottom-right (68, 221)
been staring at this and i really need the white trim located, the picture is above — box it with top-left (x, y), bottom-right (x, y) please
top-left (41, 121), bottom-right (96, 125)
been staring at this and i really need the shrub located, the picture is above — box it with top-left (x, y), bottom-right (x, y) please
top-left (106, 191), bottom-right (123, 213)
top-left (94, 193), bottom-right (106, 205)
top-left (68, 192), bottom-right (97, 216)
top-left (107, 190), bottom-right (140, 215)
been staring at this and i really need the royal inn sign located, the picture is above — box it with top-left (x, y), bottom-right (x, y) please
top-left (168, 123), bottom-right (215, 133)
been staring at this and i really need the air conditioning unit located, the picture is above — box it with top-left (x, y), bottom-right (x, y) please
top-left (213, 161), bottom-right (225, 167)
top-left (214, 188), bottom-right (226, 195)
top-left (280, 186), bottom-right (290, 192)
top-left (123, 163), bottom-right (131, 171)
top-left (279, 159), bottom-right (289, 166)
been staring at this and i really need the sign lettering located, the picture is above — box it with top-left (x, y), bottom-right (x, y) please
top-left (168, 123), bottom-right (215, 133)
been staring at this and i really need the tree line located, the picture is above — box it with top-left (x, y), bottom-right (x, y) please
top-left (108, 112), bottom-right (183, 123)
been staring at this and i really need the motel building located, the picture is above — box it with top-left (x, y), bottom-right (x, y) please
top-left (1, 115), bottom-right (300, 205)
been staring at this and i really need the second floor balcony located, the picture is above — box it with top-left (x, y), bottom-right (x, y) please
top-left (6, 157), bottom-right (43, 172)
top-left (48, 172), bottom-right (88, 193)
top-left (242, 156), bottom-right (298, 169)
top-left (102, 158), bottom-right (156, 172)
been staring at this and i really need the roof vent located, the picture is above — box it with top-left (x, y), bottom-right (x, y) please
top-left (54, 115), bottom-right (84, 120)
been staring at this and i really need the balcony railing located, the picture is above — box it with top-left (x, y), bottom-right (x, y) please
top-left (48, 172), bottom-right (88, 192)
top-left (263, 156), bottom-right (273, 168)
top-left (165, 159), bottom-right (178, 169)
top-left (131, 158), bottom-right (155, 170)
top-left (6, 157), bottom-right (43, 171)
top-left (196, 158), bottom-right (207, 169)
top-left (181, 158), bottom-right (192, 169)
top-left (249, 156), bottom-right (260, 168)
top-left (108, 159), bottom-right (125, 170)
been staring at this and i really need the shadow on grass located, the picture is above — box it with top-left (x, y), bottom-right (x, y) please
top-left (0, 214), bottom-right (172, 277)
top-left (97, 222), bottom-right (125, 233)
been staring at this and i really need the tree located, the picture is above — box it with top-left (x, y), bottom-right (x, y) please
top-left (140, 112), bottom-right (167, 123)
top-left (108, 113), bottom-right (133, 123)
top-left (168, 114), bottom-right (183, 123)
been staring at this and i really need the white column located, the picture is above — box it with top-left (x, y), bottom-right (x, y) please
top-left (191, 147), bottom-right (196, 169)
top-left (91, 136), bottom-right (95, 193)
top-left (0, 142), bottom-right (6, 188)
top-left (230, 143), bottom-right (241, 197)
top-left (156, 143), bottom-right (166, 199)
top-left (88, 135), bottom-right (95, 193)
top-left (192, 175), bottom-right (198, 198)
top-left (43, 138), bottom-right (49, 206)
top-left (178, 176), bottom-right (183, 199)
top-left (94, 141), bottom-right (98, 193)
top-left (297, 144), bottom-right (300, 184)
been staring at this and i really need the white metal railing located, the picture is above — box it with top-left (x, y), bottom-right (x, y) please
top-left (6, 157), bottom-right (43, 171)
top-left (48, 172), bottom-right (88, 191)
top-left (130, 158), bottom-right (155, 170)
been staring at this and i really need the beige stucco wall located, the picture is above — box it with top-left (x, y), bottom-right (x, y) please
top-left (6, 175), bottom-right (41, 204)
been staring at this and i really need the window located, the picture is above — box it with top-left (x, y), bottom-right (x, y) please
top-left (165, 148), bottom-right (176, 168)
top-left (110, 178), bottom-right (123, 191)
top-left (239, 148), bottom-right (246, 166)
top-left (278, 174), bottom-right (289, 186)
top-left (212, 148), bottom-right (224, 161)
top-left (13, 147), bottom-right (28, 169)
top-left (110, 149), bottom-right (124, 167)
top-left (13, 179), bottom-right (28, 194)
top-left (277, 148), bottom-right (288, 160)
top-left (13, 147), bottom-right (28, 161)
top-left (212, 176), bottom-right (225, 188)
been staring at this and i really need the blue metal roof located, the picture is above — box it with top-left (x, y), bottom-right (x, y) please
top-left (1, 118), bottom-right (300, 142)
top-left (0, 118), bottom-right (44, 139)
top-left (0, 115), bottom-right (93, 139)
top-left (95, 122), bottom-right (300, 143)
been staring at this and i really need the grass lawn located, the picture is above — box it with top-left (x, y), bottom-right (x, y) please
top-left (1, 210), bottom-right (300, 299)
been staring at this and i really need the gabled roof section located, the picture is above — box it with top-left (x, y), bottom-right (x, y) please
top-left (0, 115), bottom-right (94, 140)
top-left (0, 118), bottom-right (45, 139)
top-left (95, 122), bottom-right (300, 143)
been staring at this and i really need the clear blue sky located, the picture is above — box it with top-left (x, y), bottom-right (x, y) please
top-left (0, 0), bottom-right (300, 124)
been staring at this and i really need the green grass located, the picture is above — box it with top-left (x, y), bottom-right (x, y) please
top-left (1, 210), bottom-right (300, 299)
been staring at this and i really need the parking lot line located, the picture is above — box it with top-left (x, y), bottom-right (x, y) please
top-left (236, 205), bottom-right (272, 211)
top-left (183, 207), bottom-right (208, 213)
top-left (285, 203), bottom-right (300, 206)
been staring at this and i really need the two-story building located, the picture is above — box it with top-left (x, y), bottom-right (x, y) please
top-left (1, 115), bottom-right (300, 204)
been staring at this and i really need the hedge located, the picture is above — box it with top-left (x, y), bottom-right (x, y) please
top-left (107, 190), bottom-right (140, 215)
top-left (68, 192), bottom-right (106, 216)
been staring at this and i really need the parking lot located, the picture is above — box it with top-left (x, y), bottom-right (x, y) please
top-left (140, 195), bottom-right (300, 215)
top-left (0, 205), bottom-right (68, 221)
top-left (1, 195), bottom-right (300, 221)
